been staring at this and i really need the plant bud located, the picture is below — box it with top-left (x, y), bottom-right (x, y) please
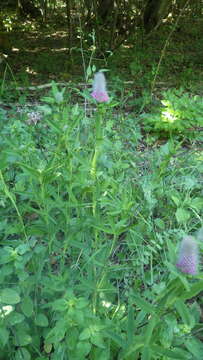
top-left (91, 72), bottom-right (109, 103)
top-left (176, 236), bottom-right (198, 275)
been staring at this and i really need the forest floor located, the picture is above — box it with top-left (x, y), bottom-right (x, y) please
top-left (1, 17), bottom-right (203, 92)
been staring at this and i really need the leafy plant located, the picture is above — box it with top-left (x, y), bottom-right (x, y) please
top-left (141, 88), bottom-right (203, 136)
top-left (0, 82), bottom-right (203, 359)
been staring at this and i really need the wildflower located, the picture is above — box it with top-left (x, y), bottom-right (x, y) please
top-left (176, 236), bottom-right (198, 275)
top-left (91, 72), bottom-right (109, 103)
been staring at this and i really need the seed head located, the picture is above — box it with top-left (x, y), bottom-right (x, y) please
top-left (91, 72), bottom-right (109, 103)
top-left (176, 235), bottom-right (198, 275)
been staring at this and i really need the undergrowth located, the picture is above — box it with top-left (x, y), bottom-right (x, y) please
top-left (0, 81), bottom-right (203, 360)
top-left (141, 88), bottom-right (203, 137)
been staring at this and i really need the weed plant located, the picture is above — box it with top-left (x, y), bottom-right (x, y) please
top-left (0, 82), bottom-right (203, 360)
top-left (141, 88), bottom-right (203, 138)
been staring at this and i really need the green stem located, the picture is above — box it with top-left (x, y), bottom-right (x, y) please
top-left (91, 108), bottom-right (103, 217)
top-left (91, 105), bottom-right (105, 314)
top-left (0, 170), bottom-right (28, 241)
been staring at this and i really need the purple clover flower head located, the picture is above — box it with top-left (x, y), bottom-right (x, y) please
top-left (176, 236), bottom-right (198, 275)
top-left (91, 72), bottom-right (109, 103)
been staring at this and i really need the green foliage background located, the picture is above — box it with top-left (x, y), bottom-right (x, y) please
top-left (0, 1), bottom-right (203, 359)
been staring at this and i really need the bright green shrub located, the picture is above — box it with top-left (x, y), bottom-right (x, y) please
top-left (141, 89), bottom-right (203, 136)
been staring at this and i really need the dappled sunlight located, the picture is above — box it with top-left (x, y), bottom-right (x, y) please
top-left (50, 47), bottom-right (69, 52)
top-left (0, 306), bottom-right (14, 318)
top-left (26, 66), bottom-right (37, 75)
top-left (101, 300), bottom-right (112, 308)
top-left (12, 47), bottom-right (20, 52)
top-left (161, 110), bottom-right (177, 123)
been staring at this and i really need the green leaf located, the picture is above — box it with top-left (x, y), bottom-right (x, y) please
top-left (74, 310), bottom-right (84, 325)
top-left (51, 299), bottom-right (67, 311)
top-left (180, 280), bottom-right (203, 301)
top-left (21, 297), bottom-right (33, 317)
top-left (14, 331), bottom-right (32, 346)
top-left (18, 163), bottom-right (40, 178)
top-left (46, 319), bottom-right (66, 343)
top-left (0, 248), bottom-right (13, 264)
top-left (175, 208), bottom-right (190, 223)
top-left (35, 313), bottom-right (49, 327)
top-left (156, 278), bottom-right (186, 310)
top-left (71, 103), bottom-right (80, 116)
top-left (154, 218), bottom-right (165, 229)
top-left (165, 262), bottom-right (190, 291)
top-left (8, 312), bottom-right (25, 325)
top-left (134, 309), bottom-right (146, 328)
top-left (145, 315), bottom-right (158, 344)
top-left (67, 328), bottom-right (79, 350)
top-left (76, 298), bottom-right (89, 309)
top-left (171, 196), bottom-right (180, 206)
top-left (142, 346), bottom-right (151, 360)
top-left (127, 306), bottom-right (135, 344)
top-left (164, 287), bottom-right (184, 308)
top-left (15, 347), bottom-right (31, 360)
top-left (44, 118), bottom-right (61, 134)
top-left (75, 341), bottom-right (91, 357)
top-left (152, 345), bottom-right (191, 359)
top-left (185, 337), bottom-right (203, 358)
top-left (17, 270), bottom-right (29, 282)
top-left (0, 288), bottom-right (20, 305)
top-left (190, 197), bottom-right (203, 211)
top-left (0, 327), bottom-right (9, 347)
top-left (0, 264), bottom-right (13, 277)
top-left (132, 294), bottom-right (155, 314)
top-left (54, 91), bottom-right (64, 105)
top-left (189, 302), bottom-right (201, 323)
top-left (91, 333), bottom-right (105, 348)
top-left (124, 335), bottom-right (144, 358)
top-left (79, 328), bottom-right (91, 341)
top-left (156, 278), bottom-right (184, 302)
top-left (105, 331), bottom-right (125, 348)
top-left (159, 320), bottom-right (174, 348)
top-left (175, 299), bottom-right (194, 328)
top-left (38, 104), bottom-right (52, 115)
top-left (17, 244), bottom-right (30, 255)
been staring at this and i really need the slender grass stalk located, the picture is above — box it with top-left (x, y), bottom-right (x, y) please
top-left (91, 105), bottom-right (106, 314)
top-left (151, 0), bottom-right (190, 94)
top-left (91, 108), bottom-right (103, 217)
top-left (0, 170), bottom-right (28, 241)
top-left (1, 61), bottom-right (20, 96)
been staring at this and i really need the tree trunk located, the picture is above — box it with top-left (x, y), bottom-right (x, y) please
top-left (19, 0), bottom-right (41, 18)
top-left (97, 0), bottom-right (114, 22)
top-left (65, 0), bottom-right (71, 50)
top-left (143, 0), bottom-right (172, 33)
